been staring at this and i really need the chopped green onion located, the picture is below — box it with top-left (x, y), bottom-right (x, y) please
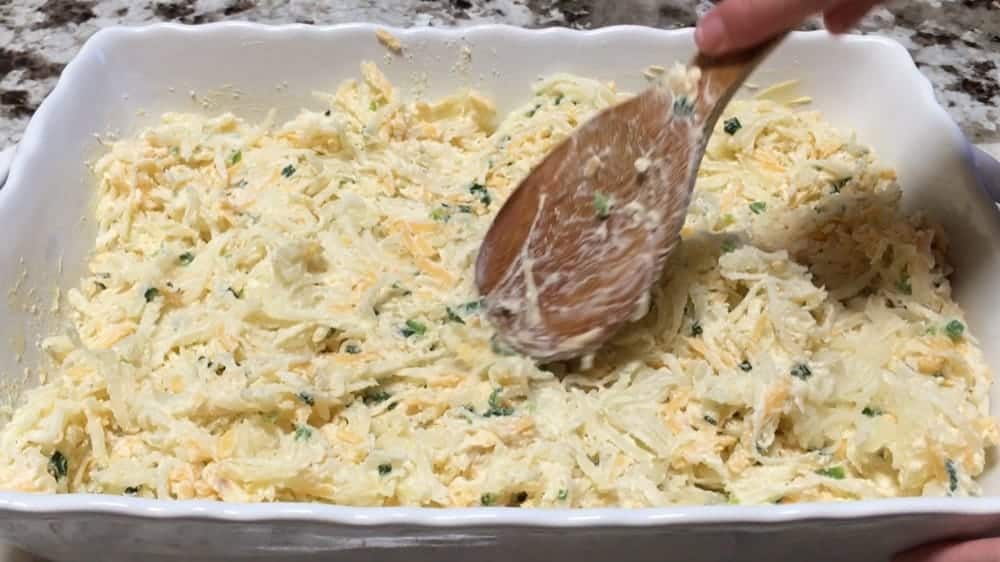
top-left (369, 100), bottom-right (378, 111)
top-left (430, 206), bottom-right (451, 222)
top-left (790, 363), bottom-right (812, 380)
top-left (690, 321), bottom-right (703, 337)
top-left (557, 489), bottom-right (569, 501)
top-left (526, 104), bottom-right (541, 118)
top-left (749, 201), bottom-right (766, 215)
top-left (862, 406), bottom-right (883, 417)
top-left (831, 177), bottom-right (850, 193)
top-left (484, 387), bottom-right (514, 417)
top-left (672, 96), bottom-right (694, 117)
top-left (593, 191), bottom-right (611, 220)
top-left (298, 391), bottom-right (315, 406)
top-left (48, 451), bottom-right (68, 481)
top-left (946, 459), bottom-right (959, 493)
top-left (458, 204), bottom-right (474, 213)
top-left (723, 117), bottom-right (742, 135)
top-left (363, 388), bottom-right (392, 405)
top-left (480, 493), bottom-right (497, 506)
top-left (462, 299), bottom-right (483, 313)
top-left (294, 425), bottom-right (312, 441)
top-left (228, 150), bottom-right (242, 166)
top-left (143, 287), bottom-right (160, 302)
top-left (816, 466), bottom-right (845, 479)
top-left (401, 319), bottom-right (426, 337)
top-left (555, 94), bottom-right (565, 105)
top-left (344, 343), bottom-right (362, 354)
top-left (945, 320), bottom-right (965, 342)
top-left (378, 463), bottom-right (392, 476)
top-left (739, 360), bottom-right (753, 372)
top-left (178, 252), bottom-right (194, 265)
top-left (281, 164), bottom-right (296, 178)
top-left (470, 182), bottom-right (491, 207)
top-left (720, 239), bottom-right (737, 253)
top-left (123, 486), bottom-right (141, 496)
top-left (446, 307), bottom-right (465, 324)
top-left (703, 414), bottom-right (717, 425)
top-left (227, 287), bottom-right (244, 299)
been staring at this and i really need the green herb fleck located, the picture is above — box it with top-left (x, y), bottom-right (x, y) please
top-left (526, 104), bottom-right (541, 118)
top-left (749, 201), bottom-right (766, 215)
top-left (227, 286), bottom-right (244, 299)
top-left (739, 360), bottom-right (753, 372)
top-left (790, 363), bottom-right (812, 380)
top-left (95, 281), bottom-right (107, 291)
top-left (123, 486), bottom-right (141, 496)
top-left (946, 459), bottom-right (959, 493)
top-left (324, 109), bottom-right (331, 116)
top-left (294, 425), bottom-right (313, 441)
top-left (458, 204), bottom-right (474, 213)
top-left (945, 320), bottom-right (965, 342)
top-left (298, 391), bottom-right (315, 406)
top-left (720, 239), bottom-right (737, 254)
top-left (178, 252), bottom-right (194, 265)
top-left (170, 146), bottom-right (181, 156)
top-left (862, 406), bottom-right (883, 417)
top-left (672, 96), bottom-right (695, 117)
top-left (47, 451), bottom-right (68, 481)
top-left (593, 191), bottom-right (612, 220)
top-left (345, 343), bottom-right (361, 354)
top-left (378, 463), bottom-right (392, 476)
top-left (363, 388), bottom-right (392, 406)
top-left (281, 164), bottom-right (296, 178)
top-left (557, 488), bottom-right (569, 501)
top-left (401, 319), bottom-right (427, 337)
top-left (369, 100), bottom-right (378, 111)
top-left (831, 177), bottom-right (851, 193)
top-left (484, 387), bottom-right (514, 417)
top-left (480, 493), bottom-right (497, 506)
top-left (462, 299), bottom-right (483, 313)
top-left (430, 206), bottom-right (451, 222)
top-left (816, 466), bottom-right (846, 479)
top-left (470, 182), bottom-right (491, 207)
top-left (690, 321), bottom-right (703, 337)
top-left (446, 307), bottom-right (465, 324)
top-left (555, 94), bottom-right (565, 106)
top-left (228, 150), bottom-right (242, 166)
top-left (723, 117), bottom-right (742, 135)
top-left (703, 414), bottom-right (717, 425)
top-left (143, 287), bottom-right (160, 302)
top-left (897, 271), bottom-right (912, 295)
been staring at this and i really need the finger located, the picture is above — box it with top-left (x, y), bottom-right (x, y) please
top-left (894, 539), bottom-right (1000, 562)
top-left (823, 0), bottom-right (880, 33)
top-left (696, 0), bottom-right (835, 55)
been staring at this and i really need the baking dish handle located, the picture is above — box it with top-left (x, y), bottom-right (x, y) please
top-left (0, 145), bottom-right (15, 190)
top-left (972, 145), bottom-right (1000, 204)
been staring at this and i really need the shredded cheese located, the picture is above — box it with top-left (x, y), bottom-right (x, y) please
top-left (0, 63), bottom-right (994, 507)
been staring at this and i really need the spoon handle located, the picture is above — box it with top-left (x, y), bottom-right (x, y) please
top-left (693, 33), bottom-right (788, 128)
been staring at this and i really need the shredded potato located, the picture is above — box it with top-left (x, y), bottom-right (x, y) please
top-left (0, 63), bottom-right (995, 507)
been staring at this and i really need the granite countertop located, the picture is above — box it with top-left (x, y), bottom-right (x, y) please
top-left (1, 0), bottom-right (999, 148)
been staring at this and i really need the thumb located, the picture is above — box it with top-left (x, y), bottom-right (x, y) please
top-left (696, 0), bottom-right (833, 54)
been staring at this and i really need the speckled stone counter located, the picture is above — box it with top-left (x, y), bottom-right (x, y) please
top-left (2, 0), bottom-right (999, 147)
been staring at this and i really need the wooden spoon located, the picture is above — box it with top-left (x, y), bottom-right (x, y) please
top-left (475, 37), bottom-right (785, 362)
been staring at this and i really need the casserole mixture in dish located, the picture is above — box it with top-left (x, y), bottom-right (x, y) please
top-left (1, 62), bottom-right (995, 507)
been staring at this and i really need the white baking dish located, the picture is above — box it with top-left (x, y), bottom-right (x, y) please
top-left (3, 23), bottom-right (1000, 562)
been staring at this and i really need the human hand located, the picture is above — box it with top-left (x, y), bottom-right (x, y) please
top-left (893, 538), bottom-right (1000, 562)
top-left (695, 0), bottom-right (884, 55)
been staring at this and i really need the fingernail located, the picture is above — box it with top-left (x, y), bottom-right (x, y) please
top-left (695, 12), bottom-right (726, 54)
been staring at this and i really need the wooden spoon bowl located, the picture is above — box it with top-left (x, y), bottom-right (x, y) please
top-left (475, 38), bottom-right (785, 362)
